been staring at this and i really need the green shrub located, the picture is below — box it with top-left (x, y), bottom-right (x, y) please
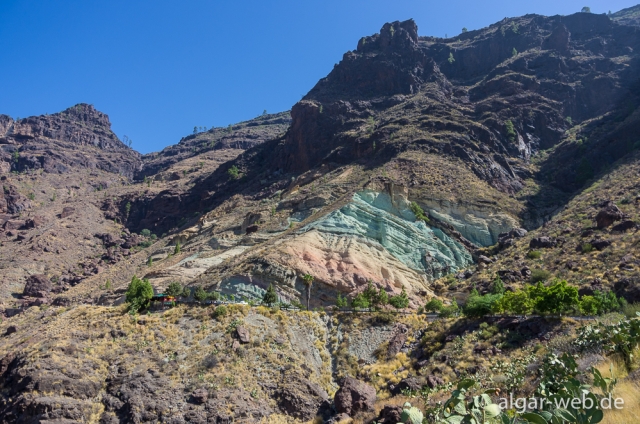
top-left (389, 287), bottom-right (409, 309)
top-left (174, 242), bottom-right (181, 255)
top-left (527, 250), bottom-right (542, 259)
top-left (409, 202), bottom-right (430, 223)
top-left (141, 229), bottom-right (151, 237)
top-left (335, 293), bottom-right (348, 309)
top-left (166, 281), bottom-right (183, 297)
top-left (262, 283), bottom-right (277, 306)
top-left (463, 288), bottom-right (502, 317)
top-left (212, 305), bottom-right (228, 320)
top-left (530, 269), bottom-right (551, 284)
top-left (622, 302), bottom-right (640, 318)
top-left (505, 120), bottom-right (516, 142)
top-left (194, 286), bottom-right (208, 302)
top-left (125, 275), bottom-right (154, 313)
top-left (227, 165), bottom-right (239, 179)
top-left (581, 243), bottom-right (594, 253)
top-left (424, 298), bottom-right (444, 313)
top-left (439, 301), bottom-right (459, 318)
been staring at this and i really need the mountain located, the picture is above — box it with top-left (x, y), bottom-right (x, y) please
top-left (2, 7), bottom-right (640, 424)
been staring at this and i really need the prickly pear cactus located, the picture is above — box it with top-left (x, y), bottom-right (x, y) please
top-left (399, 402), bottom-right (424, 424)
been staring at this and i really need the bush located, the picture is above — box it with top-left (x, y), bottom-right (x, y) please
top-left (212, 305), bottom-right (228, 320)
top-left (505, 120), bottom-right (516, 142)
top-left (409, 202), bottom-right (430, 223)
top-left (439, 301), bottom-right (459, 318)
top-left (125, 276), bottom-right (154, 313)
top-left (174, 242), bottom-right (181, 255)
top-left (227, 165), bottom-right (239, 179)
top-left (424, 298), bottom-right (444, 313)
top-left (141, 229), bottom-right (151, 237)
top-left (527, 250), bottom-right (542, 259)
top-left (166, 281), bottom-right (182, 297)
top-left (194, 287), bottom-right (208, 302)
top-left (530, 269), bottom-right (551, 284)
top-left (622, 302), bottom-right (640, 318)
top-left (463, 289), bottom-right (501, 317)
top-left (389, 287), bottom-right (409, 309)
top-left (262, 283), bottom-right (277, 306)
top-left (581, 243), bottom-right (594, 253)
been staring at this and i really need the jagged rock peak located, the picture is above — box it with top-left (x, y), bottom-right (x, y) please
top-left (357, 19), bottom-right (419, 51)
top-left (53, 103), bottom-right (113, 129)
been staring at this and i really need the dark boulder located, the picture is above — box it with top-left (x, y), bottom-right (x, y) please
top-left (60, 207), bottom-right (75, 218)
top-left (595, 201), bottom-right (624, 229)
top-left (375, 405), bottom-right (403, 424)
top-left (23, 274), bottom-right (52, 298)
top-left (334, 377), bottom-right (376, 416)
top-left (589, 239), bottom-right (612, 251)
top-left (426, 375), bottom-right (445, 389)
top-left (191, 388), bottom-right (208, 404)
top-left (529, 237), bottom-right (556, 248)
top-left (612, 220), bottom-right (637, 232)
top-left (24, 215), bottom-right (45, 229)
top-left (393, 376), bottom-right (422, 395)
top-left (387, 324), bottom-right (408, 358)
top-left (276, 374), bottom-right (331, 421)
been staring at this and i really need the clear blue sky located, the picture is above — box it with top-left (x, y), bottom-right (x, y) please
top-left (0, 1), bottom-right (636, 153)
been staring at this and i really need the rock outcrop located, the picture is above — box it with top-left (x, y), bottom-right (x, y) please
top-left (0, 104), bottom-right (141, 178)
top-left (334, 377), bottom-right (376, 416)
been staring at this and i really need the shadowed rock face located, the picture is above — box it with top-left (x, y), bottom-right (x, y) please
top-left (0, 104), bottom-right (141, 178)
top-left (271, 13), bottom-right (640, 194)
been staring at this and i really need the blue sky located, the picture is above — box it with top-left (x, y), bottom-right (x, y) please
top-left (0, 1), bottom-right (637, 153)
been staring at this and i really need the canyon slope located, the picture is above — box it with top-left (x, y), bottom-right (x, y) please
top-left (1, 7), bottom-right (640, 424)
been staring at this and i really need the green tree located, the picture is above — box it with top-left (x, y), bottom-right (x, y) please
top-left (447, 52), bottom-right (455, 64)
top-left (193, 126), bottom-right (198, 134)
top-left (125, 275), bottom-right (154, 313)
top-left (181, 286), bottom-right (192, 299)
top-left (530, 268), bottom-right (551, 284)
top-left (141, 228), bottom-right (151, 237)
top-left (424, 298), bottom-right (444, 313)
top-left (174, 241), bottom-right (181, 255)
top-left (580, 295), bottom-right (600, 315)
top-left (302, 273), bottom-right (314, 310)
top-left (194, 286), bottom-right (208, 303)
top-left (493, 289), bottom-right (533, 315)
top-left (12, 150), bottom-right (19, 163)
top-left (463, 288), bottom-right (502, 317)
top-left (125, 202), bottom-right (131, 218)
top-left (491, 275), bottom-right (505, 295)
top-left (532, 280), bottom-right (579, 315)
top-left (461, 27), bottom-right (468, 33)
top-left (594, 290), bottom-right (624, 314)
top-left (504, 119), bottom-right (516, 142)
top-left (581, 6), bottom-right (591, 13)
top-left (263, 283), bottom-right (278, 306)
top-left (147, 256), bottom-right (153, 267)
top-left (351, 292), bottom-right (370, 310)
top-left (166, 281), bottom-right (183, 297)
top-left (439, 301), bottom-right (459, 317)
top-left (512, 47), bottom-right (518, 57)
top-left (389, 287), bottom-right (409, 310)
top-left (335, 293), bottom-right (348, 309)
top-left (227, 165), bottom-right (239, 179)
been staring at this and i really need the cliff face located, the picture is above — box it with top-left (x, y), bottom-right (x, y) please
top-left (0, 104), bottom-right (142, 178)
top-left (274, 13), bottom-right (640, 195)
